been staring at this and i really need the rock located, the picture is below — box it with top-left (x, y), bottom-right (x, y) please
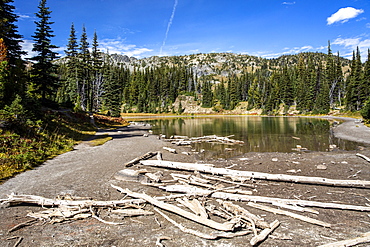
top-left (316, 164), bottom-right (327, 170)
top-left (272, 158), bottom-right (278, 162)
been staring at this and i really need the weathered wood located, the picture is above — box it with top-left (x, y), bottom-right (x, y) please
top-left (124, 151), bottom-right (158, 167)
top-left (211, 192), bottom-right (370, 212)
top-left (217, 200), bottom-right (270, 229)
top-left (8, 219), bottom-right (37, 233)
top-left (110, 208), bottom-right (154, 217)
top-left (165, 135), bottom-right (244, 146)
top-left (318, 231), bottom-right (370, 247)
top-left (200, 174), bottom-right (255, 188)
top-left (247, 202), bottom-right (331, 227)
top-left (1, 193), bottom-right (135, 207)
top-left (1, 192), bottom-right (187, 208)
top-left (250, 220), bottom-right (280, 246)
top-left (145, 172), bottom-right (163, 182)
top-left (356, 153), bottom-right (370, 163)
top-left (160, 184), bottom-right (212, 195)
top-left (140, 160), bottom-right (370, 188)
top-left (154, 208), bottom-right (250, 240)
top-left (271, 202), bottom-right (319, 214)
top-left (112, 186), bottom-right (239, 231)
top-left (156, 184), bottom-right (370, 211)
top-left (176, 198), bottom-right (208, 218)
top-left (163, 147), bottom-right (177, 153)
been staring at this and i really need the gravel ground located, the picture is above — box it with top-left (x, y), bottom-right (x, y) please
top-left (0, 118), bottom-right (369, 247)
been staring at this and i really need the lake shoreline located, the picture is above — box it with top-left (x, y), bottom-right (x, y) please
top-left (0, 118), bottom-right (369, 246)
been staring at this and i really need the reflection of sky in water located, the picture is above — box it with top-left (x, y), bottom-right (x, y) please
top-left (144, 116), bottom-right (362, 158)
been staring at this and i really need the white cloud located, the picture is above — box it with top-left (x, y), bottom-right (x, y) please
top-left (21, 40), bottom-right (36, 59)
top-left (332, 37), bottom-right (370, 60)
top-left (99, 38), bottom-right (153, 58)
top-left (327, 7), bottom-right (364, 25)
top-left (282, 2), bottom-right (296, 5)
top-left (332, 37), bottom-right (360, 47)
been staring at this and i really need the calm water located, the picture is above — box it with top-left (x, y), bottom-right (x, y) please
top-left (138, 116), bottom-right (361, 158)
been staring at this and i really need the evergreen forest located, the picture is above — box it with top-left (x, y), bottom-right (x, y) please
top-left (1, 0), bottom-right (370, 179)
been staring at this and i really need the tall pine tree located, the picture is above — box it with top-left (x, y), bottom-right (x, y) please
top-left (0, 0), bottom-right (26, 106)
top-left (29, 0), bottom-right (59, 104)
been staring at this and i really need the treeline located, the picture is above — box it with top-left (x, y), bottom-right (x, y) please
top-left (57, 42), bottom-right (370, 117)
top-left (1, 0), bottom-right (370, 123)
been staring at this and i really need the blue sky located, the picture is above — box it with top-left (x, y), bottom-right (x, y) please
top-left (13, 0), bottom-right (370, 60)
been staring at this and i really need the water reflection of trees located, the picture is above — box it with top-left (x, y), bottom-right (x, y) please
top-left (149, 117), bottom-right (359, 155)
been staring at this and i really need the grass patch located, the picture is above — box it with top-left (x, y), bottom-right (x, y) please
top-left (0, 110), bottom-right (128, 182)
top-left (88, 134), bottom-right (113, 146)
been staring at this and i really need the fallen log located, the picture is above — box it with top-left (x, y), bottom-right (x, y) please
top-left (200, 174), bottom-right (255, 188)
top-left (250, 220), bottom-right (280, 246)
top-left (246, 202), bottom-right (331, 227)
top-left (140, 160), bottom-right (370, 188)
top-left (157, 184), bottom-right (370, 211)
top-left (271, 202), bottom-right (319, 214)
top-left (124, 151), bottom-right (158, 167)
top-left (356, 153), bottom-right (370, 163)
top-left (8, 219), bottom-right (37, 233)
top-left (110, 208), bottom-right (154, 217)
top-left (211, 192), bottom-right (370, 212)
top-left (1, 192), bottom-right (187, 208)
top-left (112, 185), bottom-right (239, 231)
top-left (154, 208), bottom-right (250, 240)
top-left (163, 147), bottom-right (177, 154)
top-left (318, 231), bottom-right (370, 247)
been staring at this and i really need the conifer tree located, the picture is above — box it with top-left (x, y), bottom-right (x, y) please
top-left (57, 23), bottom-right (78, 106)
top-left (103, 65), bottom-right (122, 117)
top-left (90, 30), bottom-right (103, 112)
top-left (315, 61), bottom-right (330, 113)
top-left (77, 25), bottom-right (90, 111)
top-left (201, 80), bottom-right (213, 108)
top-left (295, 54), bottom-right (307, 111)
top-left (0, 38), bottom-right (9, 104)
top-left (29, 0), bottom-right (59, 104)
top-left (279, 65), bottom-right (294, 106)
top-left (346, 47), bottom-right (363, 111)
top-left (334, 52), bottom-right (344, 106)
top-left (363, 49), bottom-right (370, 105)
top-left (0, 0), bottom-right (26, 106)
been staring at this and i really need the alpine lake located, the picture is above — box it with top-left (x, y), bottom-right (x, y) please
top-left (129, 116), bottom-right (363, 159)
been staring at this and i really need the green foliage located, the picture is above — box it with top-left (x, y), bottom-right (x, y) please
top-left (361, 97), bottom-right (370, 123)
top-left (88, 134), bottom-right (112, 146)
top-left (201, 80), bottom-right (213, 108)
top-left (29, 0), bottom-right (59, 103)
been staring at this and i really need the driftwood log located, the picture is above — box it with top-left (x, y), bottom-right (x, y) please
top-left (246, 202), bottom-right (331, 227)
top-left (250, 219), bottom-right (280, 246)
top-left (356, 153), bottom-right (370, 163)
top-left (158, 184), bottom-right (370, 211)
top-left (111, 185), bottom-right (239, 231)
top-left (318, 231), bottom-right (370, 247)
top-left (140, 160), bottom-right (370, 188)
top-left (1, 192), bottom-right (187, 208)
top-left (212, 192), bottom-right (370, 212)
top-left (124, 151), bottom-right (158, 167)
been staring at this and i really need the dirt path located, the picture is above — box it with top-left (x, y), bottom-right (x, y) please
top-left (0, 119), bottom-right (370, 247)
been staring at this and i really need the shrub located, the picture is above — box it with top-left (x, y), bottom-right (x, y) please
top-left (361, 97), bottom-right (370, 123)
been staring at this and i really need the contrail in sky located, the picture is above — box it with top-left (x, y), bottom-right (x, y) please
top-left (160, 0), bottom-right (178, 55)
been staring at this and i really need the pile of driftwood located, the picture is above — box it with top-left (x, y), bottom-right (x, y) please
top-left (162, 134), bottom-right (245, 146)
top-left (2, 152), bottom-right (370, 246)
